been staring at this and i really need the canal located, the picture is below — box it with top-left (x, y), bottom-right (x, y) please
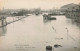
top-left (0, 15), bottom-right (80, 51)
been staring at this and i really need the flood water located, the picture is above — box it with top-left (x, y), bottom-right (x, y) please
top-left (0, 15), bottom-right (80, 51)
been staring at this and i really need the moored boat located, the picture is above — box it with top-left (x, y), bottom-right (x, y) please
top-left (48, 17), bottom-right (56, 20)
top-left (43, 14), bottom-right (56, 20)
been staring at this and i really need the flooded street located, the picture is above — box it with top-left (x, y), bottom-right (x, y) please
top-left (0, 15), bottom-right (80, 51)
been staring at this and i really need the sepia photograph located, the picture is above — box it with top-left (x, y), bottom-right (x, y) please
top-left (0, 0), bottom-right (80, 51)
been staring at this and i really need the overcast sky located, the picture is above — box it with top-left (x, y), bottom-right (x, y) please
top-left (0, 0), bottom-right (80, 10)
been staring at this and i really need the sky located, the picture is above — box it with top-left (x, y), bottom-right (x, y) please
top-left (0, 0), bottom-right (80, 10)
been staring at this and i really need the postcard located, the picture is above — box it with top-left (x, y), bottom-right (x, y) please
top-left (0, 0), bottom-right (80, 51)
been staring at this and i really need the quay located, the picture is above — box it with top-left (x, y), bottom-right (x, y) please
top-left (0, 16), bottom-right (28, 28)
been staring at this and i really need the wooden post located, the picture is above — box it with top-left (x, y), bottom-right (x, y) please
top-left (66, 27), bottom-right (68, 40)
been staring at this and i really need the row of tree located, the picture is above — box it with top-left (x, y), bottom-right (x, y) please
top-left (0, 8), bottom-right (60, 16)
top-left (0, 8), bottom-right (43, 16)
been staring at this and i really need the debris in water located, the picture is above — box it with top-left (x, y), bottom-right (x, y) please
top-left (54, 44), bottom-right (62, 48)
top-left (46, 46), bottom-right (52, 50)
top-left (52, 26), bottom-right (57, 33)
top-left (55, 38), bottom-right (63, 40)
top-left (74, 47), bottom-right (77, 49)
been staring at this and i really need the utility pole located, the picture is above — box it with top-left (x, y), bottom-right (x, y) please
top-left (66, 27), bottom-right (68, 40)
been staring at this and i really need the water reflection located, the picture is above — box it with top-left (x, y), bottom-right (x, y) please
top-left (0, 26), bottom-right (7, 36)
top-left (0, 16), bottom-right (7, 36)
top-left (43, 18), bottom-right (51, 24)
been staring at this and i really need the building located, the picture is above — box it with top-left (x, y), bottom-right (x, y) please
top-left (60, 3), bottom-right (80, 23)
top-left (61, 3), bottom-right (80, 12)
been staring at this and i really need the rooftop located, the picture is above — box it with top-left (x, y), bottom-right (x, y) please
top-left (61, 3), bottom-right (80, 8)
